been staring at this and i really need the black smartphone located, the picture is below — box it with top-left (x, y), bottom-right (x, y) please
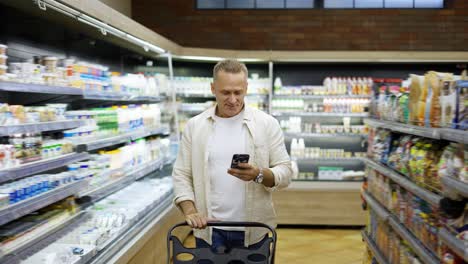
top-left (230, 154), bottom-right (250, 169)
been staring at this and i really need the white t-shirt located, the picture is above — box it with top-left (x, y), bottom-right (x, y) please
top-left (208, 110), bottom-right (247, 230)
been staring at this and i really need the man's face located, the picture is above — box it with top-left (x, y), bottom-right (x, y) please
top-left (211, 70), bottom-right (247, 118)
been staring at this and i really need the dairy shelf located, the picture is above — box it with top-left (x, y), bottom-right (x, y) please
top-left (439, 227), bottom-right (468, 262)
top-left (79, 157), bottom-right (165, 202)
top-left (0, 180), bottom-right (88, 226)
top-left (75, 127), bottom-right (170, 152)
top-left (362, 191), bottom-right (390, 221)
top-left (0, 81), bottom-right (82, 95)
top-left (365, 118), bottom-right (468, 144)
top-left (273, 94), bottom-right (371, 99)
top-left (388, 216), bottom-right (440, 264)
top-left (0, 211), bottom-right (88, 263)
top-left (0, 120), bottom-right (86, 136)
top-left (273, 112), bottom-right (369, 117)
top-left (87, 193), bottom-right (173, 264)
top-left (0, 152), bottom-right (90, 184)
top-left (0, 81), bottom-right (166, 102)
top-left (363, 158), bottom-right (442, 207)
top-left (361, 230), bottom-right (390, 264)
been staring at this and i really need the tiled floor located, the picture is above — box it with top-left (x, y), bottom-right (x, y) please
top-left (182, 228), bottom-right (365, 263)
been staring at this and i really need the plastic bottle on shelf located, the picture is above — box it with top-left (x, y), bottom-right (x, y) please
top-left (291, 138), bottom-right (298, 158)
top-left (298, 138), bottom-right (305, 159)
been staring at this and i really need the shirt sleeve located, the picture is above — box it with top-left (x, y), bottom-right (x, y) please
top-left (172, 120), bottom-right (196, 210)
top-left (264, 117), bottom-right (293, 191)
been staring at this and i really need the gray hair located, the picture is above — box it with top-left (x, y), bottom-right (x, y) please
top-left (213, 59), bottom-right (248, 81)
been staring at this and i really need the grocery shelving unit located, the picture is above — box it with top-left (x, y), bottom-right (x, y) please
top-left (365, 118), bottom-right (467, 144)
top-left (0, 211), bottom-right (89, 262)
top-left (363, 191), bottom-right (440, 264)
top-left (0, 152), bottom-right (89, 183)
top-left (273, 112), bottom-right (369, 117)
top-left (363, 117), bottom-right (467, 264)
top-left (271, 70), bottom-right (369, 226)
top-left (74, 127), bottom-right (169, 152)
top-left (0, 2), bottom-right (186, 263)
top-left (361, 230), bottom-right (390, 264)
top-left (0, 180), bottom-right (88, 226)
top-left (0, 120), bottom-right (86, 136)
top-left (363, 157), bottom-right (442, 207)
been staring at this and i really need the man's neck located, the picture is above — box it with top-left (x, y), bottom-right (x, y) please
top-left (215, 104), bottom-right (245, 118)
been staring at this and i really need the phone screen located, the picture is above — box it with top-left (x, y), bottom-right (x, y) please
top-left (231, 154), bottom-right (250, 169)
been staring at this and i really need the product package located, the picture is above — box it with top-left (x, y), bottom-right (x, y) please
top-left (454, 80), bottom-right (468, 130)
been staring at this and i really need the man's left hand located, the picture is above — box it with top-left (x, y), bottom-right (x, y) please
top-left (227, 163), bottom-right (259, 182)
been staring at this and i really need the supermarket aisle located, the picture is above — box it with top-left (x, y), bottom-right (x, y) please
top-left (183, 228), bottom-right (364, 263)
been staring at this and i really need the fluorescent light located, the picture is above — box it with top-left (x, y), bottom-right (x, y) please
top-left (238, 58), bottom-right (265, 62)
top-left (176, 55), bottom-right (224, 61)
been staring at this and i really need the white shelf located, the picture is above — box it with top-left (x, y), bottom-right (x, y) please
top-left (0, 152), bottom-right (90, 184)
top-left (0, 180), bottom-right (88, 226)
top-left (0, 81), bottom-right (165, 102)
top-left (0, 211), bottom-right (88, 263)
top-left (365, 118), bottom-right (468, 144)
top-left (274, 94), bottom-right (371, 99)
top-left (86, 193), bottom-right (173, 264)
top-left (133, 158), bottom-right (165, 180)
top-left (363, 158), bottom-right (442, 207)
top-left (75, 127), bottom-right (170, 152)
top-left (0, 120), bottom-right (86, 136)
top-left (388, 216), bottom-right (440, 264)
top-left (0, 81), bottom-right (82, 95)
top-left (285, 132), bottom-right (366, 138)
top-left (363, 191), bottom-right (390, 221)
top-left (441, 176), bottom-right (468, 200)
top-left (78, 158), bottom-right (165, 201)
top-left (273, 112), bottom-right (369, 117)
top-left (439, 227), bottom-right (468, 262)
top-left (361, 230), bottom-right (390, 264)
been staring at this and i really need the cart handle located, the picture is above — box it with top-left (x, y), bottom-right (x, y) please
top-left (168, 221), bottom-right (277, 237)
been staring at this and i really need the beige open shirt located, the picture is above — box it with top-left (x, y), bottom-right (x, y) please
top-left (172, 105), bottom-right (293, 246)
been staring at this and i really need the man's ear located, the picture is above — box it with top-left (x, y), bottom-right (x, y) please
top-left (211, 82), bottom-right (215, 95)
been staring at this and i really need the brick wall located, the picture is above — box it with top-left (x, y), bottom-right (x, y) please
top-left (132, 0), bottom-right (468, 51)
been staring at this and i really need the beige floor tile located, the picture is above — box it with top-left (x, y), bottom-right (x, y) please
top-left (183, 228), bottom-right (365, 263)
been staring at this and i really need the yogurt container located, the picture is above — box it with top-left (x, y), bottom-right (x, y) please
top-left (0, 65), bottom-right (7, 75)
top-left (44, 56), bottom-right (58, 73)
top-left (0, 44), bottom-right (7, 55)
top-left (0, 55), bottom-right (7, 65)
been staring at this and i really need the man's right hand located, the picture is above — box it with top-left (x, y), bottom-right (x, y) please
top-left (185, 212), bottom-right (208, 229)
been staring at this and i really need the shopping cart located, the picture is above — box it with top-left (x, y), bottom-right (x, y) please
top-left (167, 221), bottom-right (277, 264)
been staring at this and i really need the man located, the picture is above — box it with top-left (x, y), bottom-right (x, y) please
top-left (172, 59), bottom-right (292, 252)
